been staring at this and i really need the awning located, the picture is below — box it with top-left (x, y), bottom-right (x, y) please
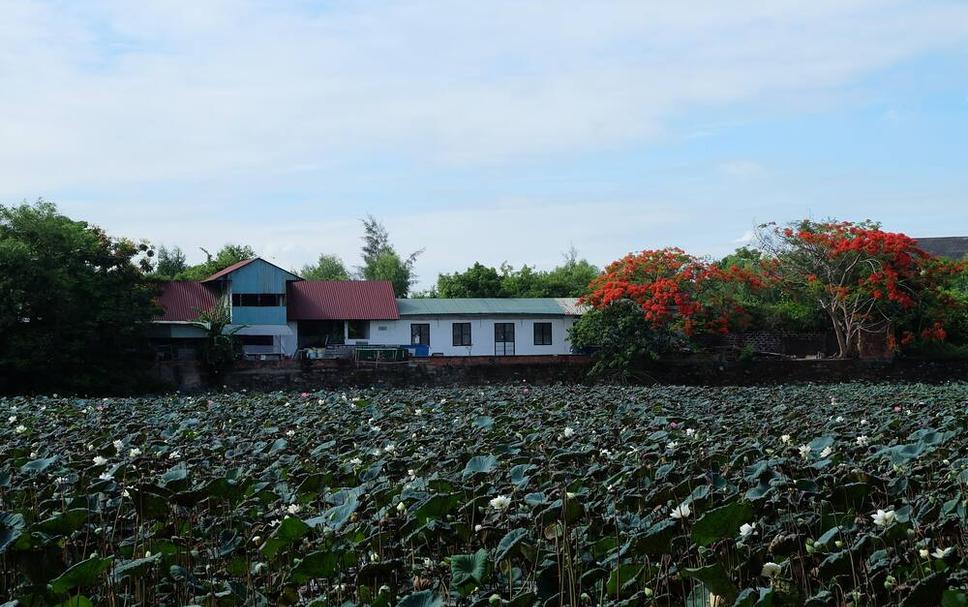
top-left (227, 324), bottom-right (295, 336)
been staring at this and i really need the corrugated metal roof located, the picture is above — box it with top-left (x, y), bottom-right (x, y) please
top-left (155, 281), bottom-right (218, 321)
top-left (288, 280), bottom-right (399, 320)
top-left (396, 298), bottom-right (583, 316)
top-left (915, 237), bottom-right (968, 260)
top-left (202, 258), bottom-right (256, 282)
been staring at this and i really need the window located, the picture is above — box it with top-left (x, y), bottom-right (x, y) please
top-left (347, 320), bottom-right (370, 340)
top-left (452, 322), bottom-right (472, 346)
top-left (231, 293), bottom-right (285, 307)
top-left (411, 323), bottom-right (430, 345)
top-left (239, 335), bottom-right (273, 346)
top-left (534, 322), bottom-right (553, 345)
top-left (494, 322), bottom-right (515, 355)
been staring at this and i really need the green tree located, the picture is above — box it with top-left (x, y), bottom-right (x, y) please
top-left (363, 250), bottom-right (413, 297)
top-left (177, 243), bottom-right (255, 280)
top-left (359, 216), bottom-right (422, 296)
top-left (540, 247), bottom-right (599, 297)
top-left (152, 244), bottom-right (187, 279)
top-left (568, 299), bottom-right (682, 380)
top-left (300, 253), bottom-right (350, 280)
top-left (0, 200), bottom-right (159, 393)
top-left (437, 262), bottom-right (505, 297)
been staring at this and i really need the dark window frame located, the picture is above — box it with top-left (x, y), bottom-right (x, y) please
top-left (452, 322), bottom-right (472, 346)
top-left (231, 293), bottom-right (285, 307)
top-left (239, 335), bottom-right (274, 346)
top-left (494, 322), bottom-right (515, 356)
top-left (411, 323), bottom-right (431, 345)
top-left (534, 322), bottom-right (553, 346)
top-left (347, 320), bottom-right (370, 340)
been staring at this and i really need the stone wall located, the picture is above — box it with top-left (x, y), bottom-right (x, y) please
top-left (151, 355), bottom-right (968, 393)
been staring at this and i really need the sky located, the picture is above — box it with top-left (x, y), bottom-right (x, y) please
top-left (1, 1), bottom-right (967, 288)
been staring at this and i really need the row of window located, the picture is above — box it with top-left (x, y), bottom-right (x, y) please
top-left (409, 321), bottom-right (554, 347)
top-left (231, 293), bottom-right (286, 307)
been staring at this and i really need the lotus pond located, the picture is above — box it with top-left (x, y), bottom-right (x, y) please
top-left (2, 383), bottom-right (967, 607)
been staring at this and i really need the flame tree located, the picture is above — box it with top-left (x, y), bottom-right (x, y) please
top-left (757, 220), bottom-right (956, 358)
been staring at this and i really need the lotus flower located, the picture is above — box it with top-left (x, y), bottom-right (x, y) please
top-left (14, 425), bottom-right (26, 434)
top-left (856, 435), bottom-right (870, 447)
top-left (93, 456), bottom-right (108, 466)
top-left (562, 427), bottom-right (575, 439)
top-left (798, 444), bottom-right (811, 459)
top-left (489, 495), bottom-right (511, 512)
top-left (871, 509), bottom-right (896, 527)
top-left (780, 434), bottom-right (791, 444)
top-left (761, 562), bottom-right (782, 578)
top-left (932, 547), bottom-right (953, 559)
top-left (739, 522), bottom-right (756, 538)
top-left (669, 502), bottom-right (691, 520)
top-left (819, 445), bottom-right (834, 459)
top-left (128, 448), bottom-right (141, 458)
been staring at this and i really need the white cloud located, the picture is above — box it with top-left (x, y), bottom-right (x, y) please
top-left (2, 1), bottom-right (968, 192)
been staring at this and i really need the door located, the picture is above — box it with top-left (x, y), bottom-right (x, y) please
top-left (494, 322), bottom-right (515, 356)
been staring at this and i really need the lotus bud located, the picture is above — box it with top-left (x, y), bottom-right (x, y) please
top-left (490, 594), bottom-right (502, 606)
top-left (884, 575), bottom-right (896, 590)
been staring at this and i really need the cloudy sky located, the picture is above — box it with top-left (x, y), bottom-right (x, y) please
top-left (2, 1), bottom-right (967, 286)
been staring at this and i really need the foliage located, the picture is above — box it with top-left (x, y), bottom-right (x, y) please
top-left (151, 245), bottom-right (187, 279)
top-left (299, 253), bottom-right (350, 281)
top-left (758, 220), bottom-right (956, 358)
top-left (176, 244), bottom-right (255, 281)
top-left (436, 250), bottom-right (599, 299)
top-left (569, 300), bottom-right (683, 379)
top-left (1, 383), bottom-right (967, 606)
top-left (582, 247), bottom-right (761, 337)
top-left (0, 200), bottom-right (159, 394)
top-left (194, 298), bottom-right (241, 378)
top-left (359, 215), bottom-right (422, 297)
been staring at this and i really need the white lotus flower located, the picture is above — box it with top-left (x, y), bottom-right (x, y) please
top-left (667, 441), bottom-right (679, 451)
top-left (761, 562), bottom-right (782, 578)
top-left (14, 424), bottom-right (26, 434)
top-left (819, 445), bottom-right (834, 459)
top-left (169, 450), bottom-right (182, 460)
top-left (113, 439), bottom-right (124, 451)
top-left (871, 509), bottom-right (896, 527)
top-left (286, 430), bottom-right (295, 437)
top-left (856, 435), bottom-right (870, 447)
top-left (414, 408), bottom-right (423, 415)
top-left (383, 443), bottom-right (396, 454)
top-left (686, 428), bottom-right (695, 437)
top-left (932, 547), bottom-right (953, 559)
top-left (739, 522), bottom-right (756, 538)
top-left (860, 419), bottom-right (868, 425)
top-left (286, 503), bottom-right (301, 515)
top-left (396, 502), bottom-right (406, 513)
top-left (98, 472), bottom-right (113, 481)
top-left (562, 427), bottom-right (575, 439)
top-left (128, 448), bottom-right (141, 458)
top-left (8, 415), bottom-right (16, 423)
top-left (835, 416), bottom-right (844, 423)
top-left (54, 476), bottom-right (68, 485)
top-left (349, 457), bottom-right (362, 466)
top-left (798, 445), bottom-right (811, 459)
top-left (919, 548), bottom-right (930, 558)
top-left (489, 495), bottom-right (511, 512)
top-left (669, 502), bottom-right (691, 520)
top-left (93, 456), bottom-right (108, 466)
top-left (780, 434), bottom-right (791, 444)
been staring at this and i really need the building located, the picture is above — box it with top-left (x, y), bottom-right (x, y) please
top-left (915, 236), bottom-right (968, 260)
top-left (152, 257), bottom-right (583, 358)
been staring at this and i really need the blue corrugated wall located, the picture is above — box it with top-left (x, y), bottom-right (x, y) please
top-left (227, 259), bottom-right (298, 325)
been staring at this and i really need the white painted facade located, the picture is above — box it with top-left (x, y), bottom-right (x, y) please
top-left (362, 315), bottom-right (578, 356)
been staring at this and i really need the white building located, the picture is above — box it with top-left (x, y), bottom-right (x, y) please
top-left (359, 298), bottom-right (584, 357)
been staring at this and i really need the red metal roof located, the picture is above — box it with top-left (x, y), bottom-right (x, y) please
top-left (288, 280), bottom-right (399, 320)
top-left (202, 258), bottom-right (256, 282)
top-left (155, 281), bottom-right (218, 321)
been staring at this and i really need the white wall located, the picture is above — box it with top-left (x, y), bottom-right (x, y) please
top-left (365, 316), bottom-right (577, 356)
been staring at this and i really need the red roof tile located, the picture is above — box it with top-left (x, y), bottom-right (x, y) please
top-left (155, 281), bottom-right (218, 321)
top-left (202, 258), bottom-right (256, 282)
top-left (288, 280), bottom-right (399, 320)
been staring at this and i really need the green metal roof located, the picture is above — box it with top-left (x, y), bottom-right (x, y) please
top-left (396, 298), bottom-right (584, 316)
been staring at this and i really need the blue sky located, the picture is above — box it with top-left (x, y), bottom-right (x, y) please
top-left (1, 1), bottom-right (967, 287)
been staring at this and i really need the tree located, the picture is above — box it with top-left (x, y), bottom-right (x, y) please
top-left (300, 254), bottom-right (350, 281)
top-left (437, 262), bottom-right (505, 297)
top-left (434, 249), bottom-right (599, 299)
top-left (0, 200), bottom-right (159, 393)
top-left (153, 245), bottom-right (187, 279)
top-left (758, 220), bottom-right (955, 358)
top-left (176, 243), bottom-right (255, 280)
top-left (582, 247), bottom-right (758, 337)
top-left (359, 215), bottom-right (422, 296)
top-left (362, 250), bottom-right (413, 297)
